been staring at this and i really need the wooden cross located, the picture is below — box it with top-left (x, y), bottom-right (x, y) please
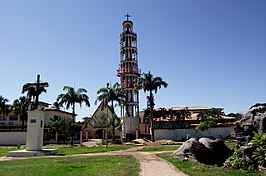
top-left (28, 74), bottom-right (47, 110)
top-left (125, 13), bottom-right (130, 21)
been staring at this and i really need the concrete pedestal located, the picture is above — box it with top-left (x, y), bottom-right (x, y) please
top-left (26, 111), bottom-right (45, 151)
top-left (6, 149), bottom-right (57, 157)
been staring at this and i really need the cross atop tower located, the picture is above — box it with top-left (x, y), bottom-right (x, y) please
top-left (125, 13), bottom-right (130, 21)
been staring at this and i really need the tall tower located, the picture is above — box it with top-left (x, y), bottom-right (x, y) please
top-left (117, 14), bottom-right (141, 139)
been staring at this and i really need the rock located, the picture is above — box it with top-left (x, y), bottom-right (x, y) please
top-left (132, 138), bottom-right (161, 146)
top-left (173, 137), bottom-right (233, 166)
top-left (235, 103), bottom-right (266, 144)
top-left (173, 138), bottom-right (212, 164)
top-left (145, 141), bottom-right (161, 146)
top-left (200, 138), bottom-right (233, 165)
top-left (240, 145), bottom-right (256, 164)
top-left (158, 140), bottom-right (175, 145)
top-left (132, 139), bottom-right (146, 145)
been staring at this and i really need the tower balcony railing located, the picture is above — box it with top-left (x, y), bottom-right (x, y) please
top-left (120, 82), bottom-right (134, 88)
top-left (117, 67), bottom-right (141, 77)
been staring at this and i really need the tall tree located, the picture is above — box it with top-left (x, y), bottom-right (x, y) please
top-left (52, 101), bottom-right (63, 110)
top-left (95, 82), bottom-right (125, 142)
top-left (12, 96), bottom-right (29, 131)
top-left (135, 71), bottom-right (168, 142)
top-left (197, 108), bottom-right (224, 120)
top-left (0, 95), bottom-right (9, 116)
top-left (56, 86), bottom-right (90, 145)
top-left (95, 82), bottom-right (125, 112)
top-left (22, 81), bottom-right (49, 109)
top-left (172, 107), bottom-right (192, 128)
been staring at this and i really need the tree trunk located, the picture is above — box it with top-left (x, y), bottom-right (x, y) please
top-left (71, 104), bottom-right (75, 145)
top-left (21, 119), bottom-right (25, 132)
top-left (112, 124), bottom-right (115, 143)
top-left (151, 118), bottom-right (155, 142)
top-left (149, 91), bottom-right (155, 142)
top-left (110, 101), bottom-right (116, 143)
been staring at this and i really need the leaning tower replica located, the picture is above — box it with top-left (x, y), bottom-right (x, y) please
top-left (117, 14), bottom-right (141, 139)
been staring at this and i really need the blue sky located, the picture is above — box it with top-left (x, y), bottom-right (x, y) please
top-left (0, 1), bottom-right (265, 121)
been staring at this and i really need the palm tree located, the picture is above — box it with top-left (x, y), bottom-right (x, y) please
top-left (95, 82), bottom-right (125, 142)
top-left (178, 107), bottom-right (191, 127)
top-left (52, 101), bottom-right (63, 110)
top-left (22, 81), bottom-right (49, 110)
top-left (0, 95), bottom-right (9, 116)
top-left (197, 109), bottom-right (209, 120)
top-left (12, 96), bottom-right (29, 131)
top-left (56, 86), bottom-right (90, 145)
top-left (197, 108), bottom-right (224, 121)
top-left (135, 71), bottom-right (168, 142)
top-left (95, 82), bottom-right (125, 112)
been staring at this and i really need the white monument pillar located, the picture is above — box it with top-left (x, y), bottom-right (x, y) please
top-left (26, 110), bottom-right (45, 151)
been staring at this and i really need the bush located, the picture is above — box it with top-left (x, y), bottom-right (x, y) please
top-left (225, 132), bottom-right (266, 172)
top-left (196, 117), bottom-right (217, 131)
top-left (224, 147), bottom-right (254, 172)
top-left (251, 132), bottom-right (266, 167)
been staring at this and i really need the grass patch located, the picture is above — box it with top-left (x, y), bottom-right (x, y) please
top-left (0, 155), bottom-right (139, 176)
top-left (158, 153), bottom-right (265, 176)
top-left (53, 145), bottom-right (132, 155)
top-left (138, 145), bottom-right (179, 152)
top-left (0, 146), bottom-right (25, 157)
top-left (0, 145), bottom-right (131, 157)
top-left (224, 139), bottom-right (237, 148)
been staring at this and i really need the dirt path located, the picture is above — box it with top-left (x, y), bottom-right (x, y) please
top-left (74, 146), bottom-right (187, 176)
top-left (0, 146), bottom-right (187, 176)
top-left (133, 151), bottom-right (187, 176)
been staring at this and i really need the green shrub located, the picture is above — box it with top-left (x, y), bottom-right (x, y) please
top-left (196, 117), bottom-right (217, 131)
top-left (224, 147), bottom-right (254, 172)
top-left (252, 132), bottom-right (266, 167)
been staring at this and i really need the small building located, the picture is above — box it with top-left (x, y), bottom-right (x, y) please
top-left (82, 101), bottom-right (121, 140)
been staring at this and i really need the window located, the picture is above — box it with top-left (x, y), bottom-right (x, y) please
top-left (9, 115), bottom-right (18, 121)
top-left (0, 115), bottom-right (6, 121)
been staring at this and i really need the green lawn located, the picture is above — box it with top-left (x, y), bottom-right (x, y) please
top-left (0, 145), bottom-right (131, 157)
top-left (53, 145), bottom-right (132, 155)
top-left (158, 153), bottom-right (265, 176)
top-left (0, 155), bottom-right (139, 176)
top-left (137, 145), bottom-right (179, 152)
top-left (0, 146), bottom-right (25, 157)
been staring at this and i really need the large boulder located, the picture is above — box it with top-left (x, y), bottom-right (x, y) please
top-left (236, 103), bottom-right (266, 135)
top-left (173, 138), bottom-right (233, 166)
top-left (199, 138), bottom-right (233, 166)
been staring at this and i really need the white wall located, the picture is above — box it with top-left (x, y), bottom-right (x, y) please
top-left (122, 116), bottom-right (139, 137)
top-left (154, 127), bottom-right (234, 141)
top-left (0, 132), bottom-right (27, 145)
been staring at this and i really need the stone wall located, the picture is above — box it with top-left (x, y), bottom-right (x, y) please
top-left (154, 127), bottom-right (234, 141)
top-left (0, 132), bottom-right (26, 145)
